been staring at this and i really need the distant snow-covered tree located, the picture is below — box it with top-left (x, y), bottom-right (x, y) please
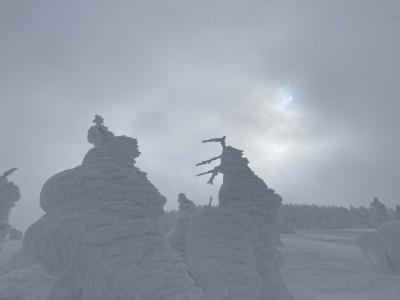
top-left (279, 203), bottom-right (380, 231)
top-left (370, 197), bottom-right (391, 227)
top-left (395, 205), bottom-right (400, 221)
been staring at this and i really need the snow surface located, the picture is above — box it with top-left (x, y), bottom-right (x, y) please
top-left (282, 230), bottom-right (400, 300)
top-left (2, 230), bottom-right (400, 300)
top-left (354, 221), bottom-right (400, 275)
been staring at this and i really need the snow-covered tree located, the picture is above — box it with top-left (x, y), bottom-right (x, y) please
top-left (394, 205), bottom-right (400, 221)
top-left (370, 197), bottom-right (391, 227)
top-left (279, 203), bottom-right (376, 231)
top-left (23, 116), bottom-right (202, 300)
top-left (167, 193), bottom-right (198, 259)
top-left (186, 137), bottom-right (292, 300)
top-left (0, 168), bottom-right (20, 250)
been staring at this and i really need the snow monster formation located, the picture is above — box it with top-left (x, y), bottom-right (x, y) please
top-left (167, 193), bottom-right (198, 259)
top-left (0, 168), bottom-right (21, 250)
top-left (186, 137), bottom-right (293, 300)
top-left (23, 115), bottom-right (202, 300)
top-left (355, 220), bottom-right (400, 275)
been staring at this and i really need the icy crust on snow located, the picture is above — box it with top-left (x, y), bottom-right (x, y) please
top-left (23, 116), bottom-right (202, 300)
top-left (167, 193), bottom-right (197, 259)
top-left (355, 221), bottom-right (400, 275)
top-left (0, 169), bottom-right (21, 249)
top-left (188, 141), bottom-right (293, 300)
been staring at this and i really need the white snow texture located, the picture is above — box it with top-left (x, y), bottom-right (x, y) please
top-left (186, 142), bottom-right (292, 300)
top-left (23, 116), bottom-right (202, 300)
top-left (167, 193), bottom-right (198, 259)
top-left (0, 169), bottom-right (20, 250)
top-left (16, 117), bottom-right (292, 300)
top-left (355, 221), bottom-right (400, 275)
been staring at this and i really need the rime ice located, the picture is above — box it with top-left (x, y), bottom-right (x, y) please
top-left (0, 169), bottom-right (21, 250)
top-left (23, 116), bottom-right (202, 300)
top-left (167, 193), bottom-right (198, 259)
top-left (186, 137), bottom-right (293, 300)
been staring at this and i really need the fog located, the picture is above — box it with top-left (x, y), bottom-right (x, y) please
top-left (2, 2), bottom-right (400, 300)
top-left (1, 0), bottom-right (400, 231)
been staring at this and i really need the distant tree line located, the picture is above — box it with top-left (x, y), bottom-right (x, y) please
top-left (280, 197), bottom-right (400, 232)
top-left (164, 197), bottom-right (400, 233)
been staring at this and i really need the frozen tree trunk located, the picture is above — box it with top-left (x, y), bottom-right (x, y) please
top-left (23, 116), bottom-right (202, 300)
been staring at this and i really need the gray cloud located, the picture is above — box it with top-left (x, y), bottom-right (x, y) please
top-left (1, 0), bottom-right (400, 230)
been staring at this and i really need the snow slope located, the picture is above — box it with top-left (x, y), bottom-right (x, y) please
top-left (282, 230), bottom-right (400, 300)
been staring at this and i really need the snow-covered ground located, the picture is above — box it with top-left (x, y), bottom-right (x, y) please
top-left (1, 230), bottom-right (400, 300)
top-left (282, 230), bottom-right (400, 300)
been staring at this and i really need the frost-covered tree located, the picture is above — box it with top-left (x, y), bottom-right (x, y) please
top-left (161, 209), bottom-right (177, 234)
top-left (186, 137), bottom-right (292, 300)
top-left (370, 197), bottom-right (391, 227)
top-left (0, 168), bottom-right (20, 250)
top-left (167, 193), bottom-right (198, 259)
top-left (23, 116), bottom-right (202, 300)
top-left (279, 203), bottom-right (376, 230)
top-left (394, 205), bottom-right (400, 221)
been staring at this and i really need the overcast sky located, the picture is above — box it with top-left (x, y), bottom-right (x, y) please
top-left (1, 0), bottom-right (400, 230)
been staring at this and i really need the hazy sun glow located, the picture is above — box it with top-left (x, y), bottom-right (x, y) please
top-left (277, 87), bottom-right (294, 111)
top-left (248, 85), bottom-right (304, 167)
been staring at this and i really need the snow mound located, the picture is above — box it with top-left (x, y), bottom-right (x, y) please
top-left (355, 221), bottom-right (400, 275)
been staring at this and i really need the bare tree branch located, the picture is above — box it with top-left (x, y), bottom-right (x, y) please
top-left (202, 136), bottom-right (226, 148)
top-left (195, 155), bottom-right (222, 166)
top-left (1, 168), bottom-right (17, 178)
